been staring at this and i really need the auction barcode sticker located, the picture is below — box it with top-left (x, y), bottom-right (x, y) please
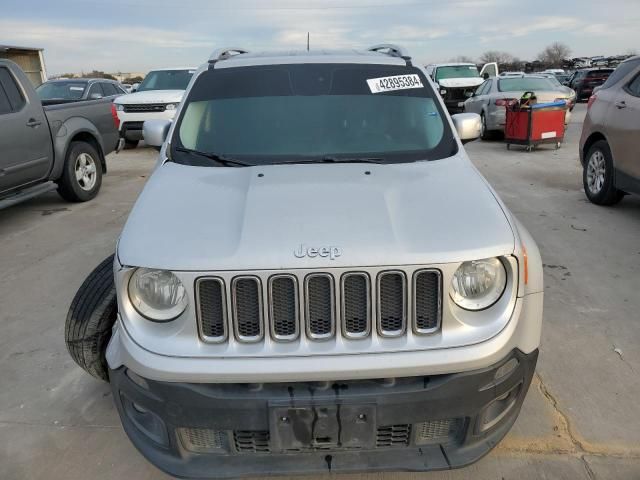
top-left (367, 74), bottom-right (424, 94)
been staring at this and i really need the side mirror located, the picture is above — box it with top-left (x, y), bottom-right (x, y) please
top-left (131, 83), bottom-right (139, 93)
top-left (482, 72), bottom-right (490, 80)
top-left (89, 93), bottom-right (103, 100)
top-left (143, 119), bottom-right (172, 147)
top-left (451, 113), bottom-right (481, 144)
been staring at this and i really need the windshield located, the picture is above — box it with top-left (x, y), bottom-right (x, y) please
top-left (498, 77), bottom-right (556, 92)
top-left (137, 69), bottom-right (194, 92)
top-left (172, 63), bottom-right (456, 166)
top-left (36, 81), bottom-right (86, 100)
top-left (435, 65), bottom-right (479, 81)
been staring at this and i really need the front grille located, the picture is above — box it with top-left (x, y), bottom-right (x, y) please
top-left (196, 268), bottom-right (442, 344)
top-left (232, 277), bottom-right (263, 342)
top-left (413, 270), bottom-right (441, 333)
top-left (123, 103), bottom-right (166, 113)
top-left (443, 87), bottom-right (475, 102)
top-left (179, 428), bottom-right (226, 453)
top-left (269, 275), bottom-right (299, 340)
top-left (305, 274), bottom-right (335, 339)
top-left (197, 278), bottom-right (227, 342)
top-left (378, 272), bottom-right (406, 336)
top-left (376, 424), bottom-right (412, 448)
top-left (234, 430), bottom-right (271, 453)
top-left (342, 273), bottom-right (371, 338)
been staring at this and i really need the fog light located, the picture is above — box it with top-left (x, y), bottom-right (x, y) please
top-left (494, 358), bottom-right (519, 381)
top-left (478, 383), bottom-right (522, 433)
top-left (126, 369), bottom-right (149, 390)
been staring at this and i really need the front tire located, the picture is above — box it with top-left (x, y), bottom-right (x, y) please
top-left (57, 141), bottom-right (103, 202)
top-left (583, 140), bottom-right (624, 206)
top-left (65, 255), bottom-right (117, 382)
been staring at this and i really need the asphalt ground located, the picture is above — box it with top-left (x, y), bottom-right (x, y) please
top-left (1, 104), bottom-right (638, 479)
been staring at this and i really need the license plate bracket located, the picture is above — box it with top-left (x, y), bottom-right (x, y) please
top-left (269, 404), bottom-right (376, 452)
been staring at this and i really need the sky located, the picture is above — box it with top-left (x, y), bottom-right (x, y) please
top-left (1, 0), bottom-right (639, 74)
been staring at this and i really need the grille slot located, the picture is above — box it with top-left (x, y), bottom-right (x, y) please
top-left (377, 272), bottom-right (406, 337)
top-left (305, 274), bottom-right (335, 339)
top-left (376, 424), bottom-right (411, 448)
top-left (234, 430), bottom-right (271, 453)
top-left (178, 428), bottom-right (226, 453)
top-left (269, 275), bottom-right (299, 341)
top-left (123, 103), bottom-right (167, 113)
top-left (197, 278), bottom-right (227, 342)
top-left (413, 270), bottom-right (441, 334)
top-left (341, 273), bottom-right (371, 338)
top-left (232, 277), bottom-right (263, 342)
top-left (414, 418), bottom-right (463, 445)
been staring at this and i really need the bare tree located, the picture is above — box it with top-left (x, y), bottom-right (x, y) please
top-left (537, 42), bottom-right (572, 67)
top-left (449, 55), bottom-right (476, 63)
top-left (480, 50), bottom-right (516, 65)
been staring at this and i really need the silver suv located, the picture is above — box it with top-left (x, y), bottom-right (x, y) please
top-left (66, 45), bottom-right (543, 478)
top-left (580, 56), bottom-right (640, 205)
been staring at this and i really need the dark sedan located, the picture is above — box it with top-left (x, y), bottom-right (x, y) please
top-left (567, 68), bottom-right (614, 102)
top-left (36, 78), bottom-right (126, 105)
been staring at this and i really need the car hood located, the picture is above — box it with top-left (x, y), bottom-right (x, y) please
top-left (117, 155), bottom-right (515, 271)
top-left (438, 77), bottom-right (484, 88)
top-left (115, 89), bottom-right (185, 104)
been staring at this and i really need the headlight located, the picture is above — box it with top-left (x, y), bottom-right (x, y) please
top-left (115, 103), bottom-right (125, 111)
top-left (128, 268), bottom-right (188, 321)
top-left (450, 258), bottom-right (507, 311)
top-left (165, 103), bottom-right (178, 111)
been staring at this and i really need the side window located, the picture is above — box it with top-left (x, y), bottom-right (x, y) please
top-left (87, 83), bottom-right (105, 98)
top-left (0, 67), bottom-right (26, 112)
top-left (102, 83), bottom-right (118, 96)
top-left (626, 73), bottom-right (640, 97)
top-left (0, 83), bottom-right (11, 114)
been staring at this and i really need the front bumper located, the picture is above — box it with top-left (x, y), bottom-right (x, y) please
top-left (110, 348), bottom-right (537, 478)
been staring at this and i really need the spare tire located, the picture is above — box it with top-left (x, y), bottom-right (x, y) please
top-left (65, 254), bottom-right (117, 381)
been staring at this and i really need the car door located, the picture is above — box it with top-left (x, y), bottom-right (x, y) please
top-left (479, 62), bottom-right (499, 79)
top-left (101, 82), bottom-right (120, 99)
top-left (0, 66), bottom-right (53, 194)
top-left (464, 80), bottom-right (489, 113)
top-left (87, 82), bottom-right (105, 100)
top-left (605, 71), bottom-right (640, 181)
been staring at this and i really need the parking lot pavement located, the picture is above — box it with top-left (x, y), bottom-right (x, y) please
top-left (0, 104), bottom-right (638, 479)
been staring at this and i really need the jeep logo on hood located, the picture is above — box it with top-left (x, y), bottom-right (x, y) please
top-left (294, 245), bottom-right (342, 260)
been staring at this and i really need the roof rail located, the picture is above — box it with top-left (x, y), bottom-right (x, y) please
top-left (367, 44), bottom-right (411, 65)
top-left (208, 47), bottom-right (249, 64)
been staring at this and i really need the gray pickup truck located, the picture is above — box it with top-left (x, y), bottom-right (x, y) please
top-left (0, 60), bottom-right (120, 209)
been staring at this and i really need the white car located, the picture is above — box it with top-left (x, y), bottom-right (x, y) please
top-left (66, 45), bottom-right (543, 478)
top-left (114, 67), bottom-right (195, 149)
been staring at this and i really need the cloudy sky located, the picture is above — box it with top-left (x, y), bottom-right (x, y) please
top-left (2, 0), bottom-right (639, 74)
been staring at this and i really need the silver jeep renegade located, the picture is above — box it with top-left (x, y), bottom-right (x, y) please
top-left (70, 45), bottom-right (543, 478)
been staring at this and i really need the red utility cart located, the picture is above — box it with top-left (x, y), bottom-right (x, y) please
top-left (504, 100), bottom-right (567, 151)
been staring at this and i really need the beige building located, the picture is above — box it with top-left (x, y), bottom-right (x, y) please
top-left (0, 45), bottom-right (47, 86)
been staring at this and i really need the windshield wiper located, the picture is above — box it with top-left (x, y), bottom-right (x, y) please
top-left (274, 156), bottom-right (386, 165)
top-left (174, 147), bottom-right (253, 167)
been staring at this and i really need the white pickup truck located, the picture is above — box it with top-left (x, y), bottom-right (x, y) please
top-left (426, 62), bottom-right (498, 114)
top-left (66, 45), bottom-right (543, 478)
top-left (114, 67), bottom-right (195, 149)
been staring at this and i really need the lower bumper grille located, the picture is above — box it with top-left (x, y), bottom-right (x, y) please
top-left (178, 419), bottom-right (462, 455)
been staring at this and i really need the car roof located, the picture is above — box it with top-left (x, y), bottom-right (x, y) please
top-left (47, 78), bottom-right (118, 83)
top-left (213, 49), bottom-right (408, 69)
top-left (428, 62), bottom-right (476, 67)
top-left (149, 67), bottom-right (197, 71)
